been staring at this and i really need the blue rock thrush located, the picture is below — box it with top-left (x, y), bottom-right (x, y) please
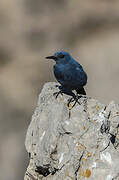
top-left (46, 51), bottom-right (87, 106)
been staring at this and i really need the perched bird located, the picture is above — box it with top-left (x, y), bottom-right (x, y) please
top-left (46, 51), bottom-right (87, 105)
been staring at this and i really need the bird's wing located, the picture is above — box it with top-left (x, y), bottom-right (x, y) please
top-left (54, 63), bottom-right (87, 87)
top-left (63, 63), bottom-right (87, 86)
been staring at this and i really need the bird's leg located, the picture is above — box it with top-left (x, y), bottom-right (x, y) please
top-left (53, 86), bottom-right (63, 99)
top-left (53, 86), bottom-right (82, 108)
top-left (67, 87), bottom-right (87, 108)
top-left (67, 93), bottom-right (81, 108)
top-left (53, 90), bottom-right (63, 99)
top-left (54, 86), bottom-right (77, 103)
top-left (60, 88), bottom-right (80, 108)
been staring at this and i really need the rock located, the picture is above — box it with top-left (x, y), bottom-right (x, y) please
top-left (24, 82), bottom-right (119, 180)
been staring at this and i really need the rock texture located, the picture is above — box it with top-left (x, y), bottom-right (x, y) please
top-left (24, 82), bottom-right (119, 180)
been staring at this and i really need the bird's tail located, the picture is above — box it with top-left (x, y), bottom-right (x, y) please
top-left (76, 87), bottom-right (86, 95)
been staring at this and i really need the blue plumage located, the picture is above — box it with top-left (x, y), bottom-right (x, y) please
top-left (46, 51), bottom-right (87, 99)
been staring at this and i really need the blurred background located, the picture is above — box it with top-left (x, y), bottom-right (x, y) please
top-left (0, 0), bottom-right (119, 179)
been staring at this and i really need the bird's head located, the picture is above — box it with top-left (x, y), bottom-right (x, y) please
top-left (46, 51), bottom-right (72, 64)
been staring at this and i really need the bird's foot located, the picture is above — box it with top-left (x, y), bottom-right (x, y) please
top-left (67, 95), bottom-right (83, 109)
top-left (53, 91), bottom-right (63, 99)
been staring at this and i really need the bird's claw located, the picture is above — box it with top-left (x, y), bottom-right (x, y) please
top-left (67, 95), bottom-right (82, 109)
top-left (53, 91), bottom-right (63, 99)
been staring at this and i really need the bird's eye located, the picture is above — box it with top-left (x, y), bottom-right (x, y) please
top-left (58, 54), bottom-right (65, 58)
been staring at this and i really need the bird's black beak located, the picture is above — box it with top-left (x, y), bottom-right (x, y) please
top-left (45, 56), bottom-right (57, 60)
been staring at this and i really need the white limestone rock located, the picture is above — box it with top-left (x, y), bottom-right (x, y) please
top-left (24, 82), bottom-right (119, 180)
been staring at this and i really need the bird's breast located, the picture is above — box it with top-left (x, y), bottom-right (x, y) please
top-left (53, 64), bottom-right (65, 79)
